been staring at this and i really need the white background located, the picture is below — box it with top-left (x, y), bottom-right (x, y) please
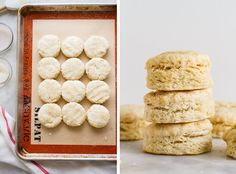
top-left (121, 0), bottom-right (236, 104)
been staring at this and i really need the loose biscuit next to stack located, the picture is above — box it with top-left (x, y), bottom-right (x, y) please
top-left (210, 101), bottom-right (236, 138)
top-left (120, 104), bottom-right (149, 140)
top-left (143, 51), bottom-right (215, 155)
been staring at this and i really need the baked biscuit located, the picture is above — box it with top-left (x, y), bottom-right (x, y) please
top-left (144, 89), bottom-right (214, 123)
top-left (223, 128), bottom-right (236, 159)
top-left (146, 51), bottom-right (212, 91)
top-left (143, 119), bottom-right (213, 155)
top-left (120, 104), bottom-right (148, 140)
top-left (210, 101), bottom-right (236, 138)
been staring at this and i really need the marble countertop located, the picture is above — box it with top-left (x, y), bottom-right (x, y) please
top-left (121, 139), bottom-right (236, 174)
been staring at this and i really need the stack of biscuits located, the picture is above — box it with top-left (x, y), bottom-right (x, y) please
top-left (143, 51), bottom-right (215, 155)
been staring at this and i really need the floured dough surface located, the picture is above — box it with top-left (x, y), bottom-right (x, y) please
top-left (38, 35), bottom-right (61, 58)
top-left (84, 36), bottom-right (109, 58)
top-left (86, 80), bottom-right (110, 104)
top-left (37, 57), bottom-right (60, 79)
top-left (85, 58), bottom-right (111, 80)
top-left (38, 103), bottom-right (62, 128)
top-left (62, 80), bottom-right (85, 102)
top-left (61, 58), bottom-right (85, 80)
top-left (87, 104), bottom-right (110, 128)
top-left (61, 36), bottom-right (83, 58)
top-left (38, 79), bottom-right (61, 103)
top-left (62, 102), bottom-right (86, 127)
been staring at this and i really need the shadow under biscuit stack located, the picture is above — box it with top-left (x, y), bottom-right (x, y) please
top-left (143, 51), bottom-right (215, 155)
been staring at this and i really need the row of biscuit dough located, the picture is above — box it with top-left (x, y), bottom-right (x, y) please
top-left (38, 79), bottom-right (110, 104)
top-left (143, 51), bottom-right (214, 155)
top-left (38, 57), bottom-right (111, 81)
top-left (38, 35), bottom-right (109, 59)
top-left (38, 103), bottom-right (110, 129)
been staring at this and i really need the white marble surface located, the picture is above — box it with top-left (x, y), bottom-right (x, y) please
top-left (121, 139), bottom-right (236, 174)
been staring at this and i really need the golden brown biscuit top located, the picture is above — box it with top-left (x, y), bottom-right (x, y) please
top-left (120, 104), bottom-right (144, 123)
top-left (210, 101), bottom-right (236, 126)
top-left (146, 51), bottom-right (211, 70)
top-left (145, 119), bottom-right (212, 137)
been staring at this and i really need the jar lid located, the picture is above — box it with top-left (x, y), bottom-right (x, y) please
top-left (0, 58), bottom-right (12, 87)
top-left (0, 23), bottom-right (13, 54)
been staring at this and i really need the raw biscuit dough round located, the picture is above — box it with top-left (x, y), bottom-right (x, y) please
top-left (61, 36), bottom-right (83, 57)
top-left (38, 103), bottom-right (62, 128)
top-left (85, 58), bottom-right (111, 80)
top-left (86, 80), bottom-right (110, 104)
top-left (37, 57), bottom-right (60, 79)
top-left (84, 36), bottom-right (109, 58)
top-left (62, 102), bottom-right (86, 127)
top-left (61, 58), bottom-right (85, 80)
top-left (38, 79), bottom-right (61, 103)
top-left (87, 104), bottom-right (110, 128)
top-left (38, 35), bottom-right (61, 57)
top-left (62, 80), bottom-right (85, 102)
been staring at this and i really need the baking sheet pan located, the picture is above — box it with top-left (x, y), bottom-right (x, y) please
top-left (16, 3), bottom-right (117, 160)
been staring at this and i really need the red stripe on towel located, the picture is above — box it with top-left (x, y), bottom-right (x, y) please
top-left (0, 107), bottom-right (49, 174)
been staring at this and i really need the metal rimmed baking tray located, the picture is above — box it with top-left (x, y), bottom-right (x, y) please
top-left (16, 3), bottom-right (117, 160)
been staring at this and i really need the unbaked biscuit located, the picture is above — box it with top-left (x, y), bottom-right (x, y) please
top-left (38, 103), bottom-right (62, 128)
top-left (85, 58), bottom-right (111, 80)
top-left (87, 104), bottom-right (110, 128)
top-left (62, 80), bottom-right (85, 102)
top-left (144, 89), bottom-right (214, 123)
top-left (120, 104), bottom-right (148, 140)
top-left (38, 35), bottom-right (61, 58)
top-left (38, 79), bottom-right (61, 103)
top-left (143, 119), bottom-right (213, 155)
top-left (62, 102), bottom-right (86, 127)
top-left (146, 51), bottom-right (212, 91)
top-left (223, 128), bottom-right (236, 159)
top-left (84, 36), bottom-right (109, 58)
top-left (86, 80), bottom-right (110, 104)
top-left (210, 101), bottom-right (236, 138)
top-left (61, 36), bottom-right (83, 57)
top-left (61, 58), bottom-right (85, 80)
top-left (37, 57), bottom-right (60, 79)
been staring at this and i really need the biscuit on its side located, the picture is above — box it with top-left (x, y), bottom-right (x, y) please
top-left (210, 101), bottom-right (236, 138)
top-left (223, 128), bottom-right (236, 159)
top-left (120, 104), bottom-right (149, 141)
top-left (144, 89), bottom-right (215, 123)
top-left (143, 119), bottom-right (213, 155)
top-left (146, 51), bottom-right (212, 91)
